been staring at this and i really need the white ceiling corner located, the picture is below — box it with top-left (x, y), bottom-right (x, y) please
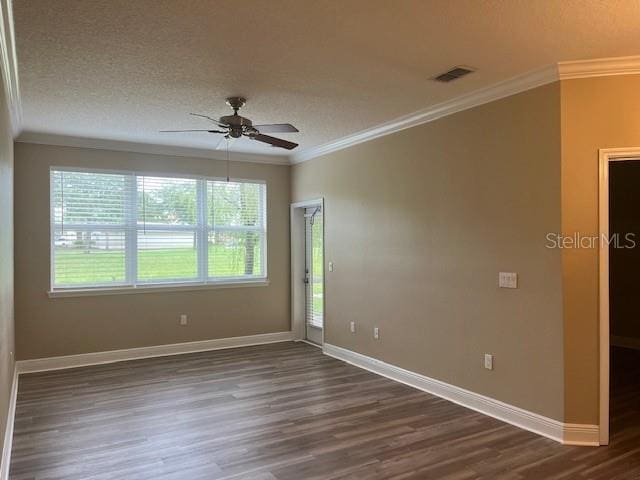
top-left (291, 55), bottom-right (640, 163)
top-left (291, 64), bottom-right (560, 163)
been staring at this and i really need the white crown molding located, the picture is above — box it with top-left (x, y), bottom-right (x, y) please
top-left (16, 131), bottom-right (291, 165)
top-left (293, 55), bottom-right (640, 164)
top-left (558, 55), bottom-right (640, 80)
top-left (291, 65), bottom-right (559, 164)
top-left (0, 365), bottom-right (17, 480)
top-left (0, 0), bottom-right (21, 137)
top-left (323, 343), bottom-right (599, 446)
top-left (16, 331), bottom-right (294, 374)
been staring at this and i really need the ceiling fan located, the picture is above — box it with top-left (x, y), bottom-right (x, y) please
top-left (160, 97), bottom-right (299, 150)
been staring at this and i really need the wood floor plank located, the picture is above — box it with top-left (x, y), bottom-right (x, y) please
top-left (9, 342), bottom-right (640, 479)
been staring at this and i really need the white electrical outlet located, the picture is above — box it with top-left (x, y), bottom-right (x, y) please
top-left (329, 262), bottom-right (334, 272)
top-left (180, 314), bottom-right (188, 326)
top-left (498, 272), bottom-right (518, 289)
top-left (350, 321), bottom-right (356, 333)
top-left (373, 327), bottom-right (380, 339)
top-left (484, 354), bottom-right (494, 370)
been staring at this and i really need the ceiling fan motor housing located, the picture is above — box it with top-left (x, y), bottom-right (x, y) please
top-left (220, 114), bottom-right (253, 138)
top-left (222, 97), bottom-right (252, 137)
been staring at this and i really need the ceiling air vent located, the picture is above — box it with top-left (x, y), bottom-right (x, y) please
top-left (433, 66), bottom-right (475, 83)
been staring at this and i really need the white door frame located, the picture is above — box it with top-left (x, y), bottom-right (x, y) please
top-left (598, 147), bottom-right (640, 445)
top-left (290, 198), bottom-right (325, 345)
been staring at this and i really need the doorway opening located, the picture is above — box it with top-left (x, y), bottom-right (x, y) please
top-left (599, 148), bottom-right (640, 446)
top-left (291, 199), bottom-right (324, 346)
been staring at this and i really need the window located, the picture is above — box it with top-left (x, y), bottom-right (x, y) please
top-left (51, 168), bottom-right (267, 291)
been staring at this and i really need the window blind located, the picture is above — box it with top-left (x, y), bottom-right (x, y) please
top-left (305, 207), bottom-right (323, 328)
top-left (51, 168), bottom-right (267, 290)
top-left (137, 175), bottom-right (199, 283)
top-left (208, 180), bottom-right (265, 278)
top-left (51, 170), bottom-right (130, 287)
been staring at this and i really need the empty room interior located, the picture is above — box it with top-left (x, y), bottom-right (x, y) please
top-left (2, 1), bottom-right (640, 479)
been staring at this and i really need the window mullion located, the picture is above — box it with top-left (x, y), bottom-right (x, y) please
top-left (50, 170), bottom-right (57, 290)
top-left (197, 179), bottom-right (207, 282)
top-left (209, 181), bottom-right (216, 280)
top-left (126, 174), bottom-right (138, 286)
top-left (261, 184), bottom-right (267, 278)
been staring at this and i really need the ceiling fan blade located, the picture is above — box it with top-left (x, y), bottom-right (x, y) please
top-left (215, 135), bottom-right (237, 150)
top-left (160, 129), bottom-right (226, 133)
top-left (189, 113), bottom-right (229, 127)
top-left (253, 123), bottom-right (299, 133)
top-left (249, 133), bottom-right (299, 150)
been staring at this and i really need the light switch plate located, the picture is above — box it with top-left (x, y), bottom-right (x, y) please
top-left (498, 272), bottom-right (518, 289)
top-left (484, 354), bottom-right (494, 370)
top-left (329, 262), bottom-right (334, 272)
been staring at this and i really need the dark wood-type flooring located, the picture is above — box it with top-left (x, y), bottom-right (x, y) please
top-left (9, 343), bottom-right (640, 479)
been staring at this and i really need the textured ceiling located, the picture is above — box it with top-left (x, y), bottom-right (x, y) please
top-left (13, 0), bottom-right (640, 158)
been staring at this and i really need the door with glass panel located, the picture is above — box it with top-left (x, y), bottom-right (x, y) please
top-left (304, 206), bottom-right (323, 344)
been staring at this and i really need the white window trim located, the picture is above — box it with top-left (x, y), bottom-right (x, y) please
top-left (49, 167), bottom-right (268, 294)
top-left (47, 279), bottom-right (270, 298)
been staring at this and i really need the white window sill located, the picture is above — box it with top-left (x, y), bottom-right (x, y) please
top-left (48, 279), bottom-right (270, 298)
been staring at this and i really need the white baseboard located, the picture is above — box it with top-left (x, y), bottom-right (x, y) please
top-left (611, 335), bottom-right (640, 351)
top-left (298, 339), bottom-right (323, 349)
top-left (16, 331), bottom-right (295, 374)
top-left (323, 343), bottom-right (599, 446)
top-left (0, 366), bottom-right (18, 480)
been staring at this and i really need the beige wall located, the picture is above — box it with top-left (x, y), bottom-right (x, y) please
top-left (0, 73), bottom-right (15, 459)
top-left (14, 143), bottom-right (290, 360)
top-left (560, 75), bottom-right (640, 424)
top-left (292, 84), bottom-right (565, 420)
